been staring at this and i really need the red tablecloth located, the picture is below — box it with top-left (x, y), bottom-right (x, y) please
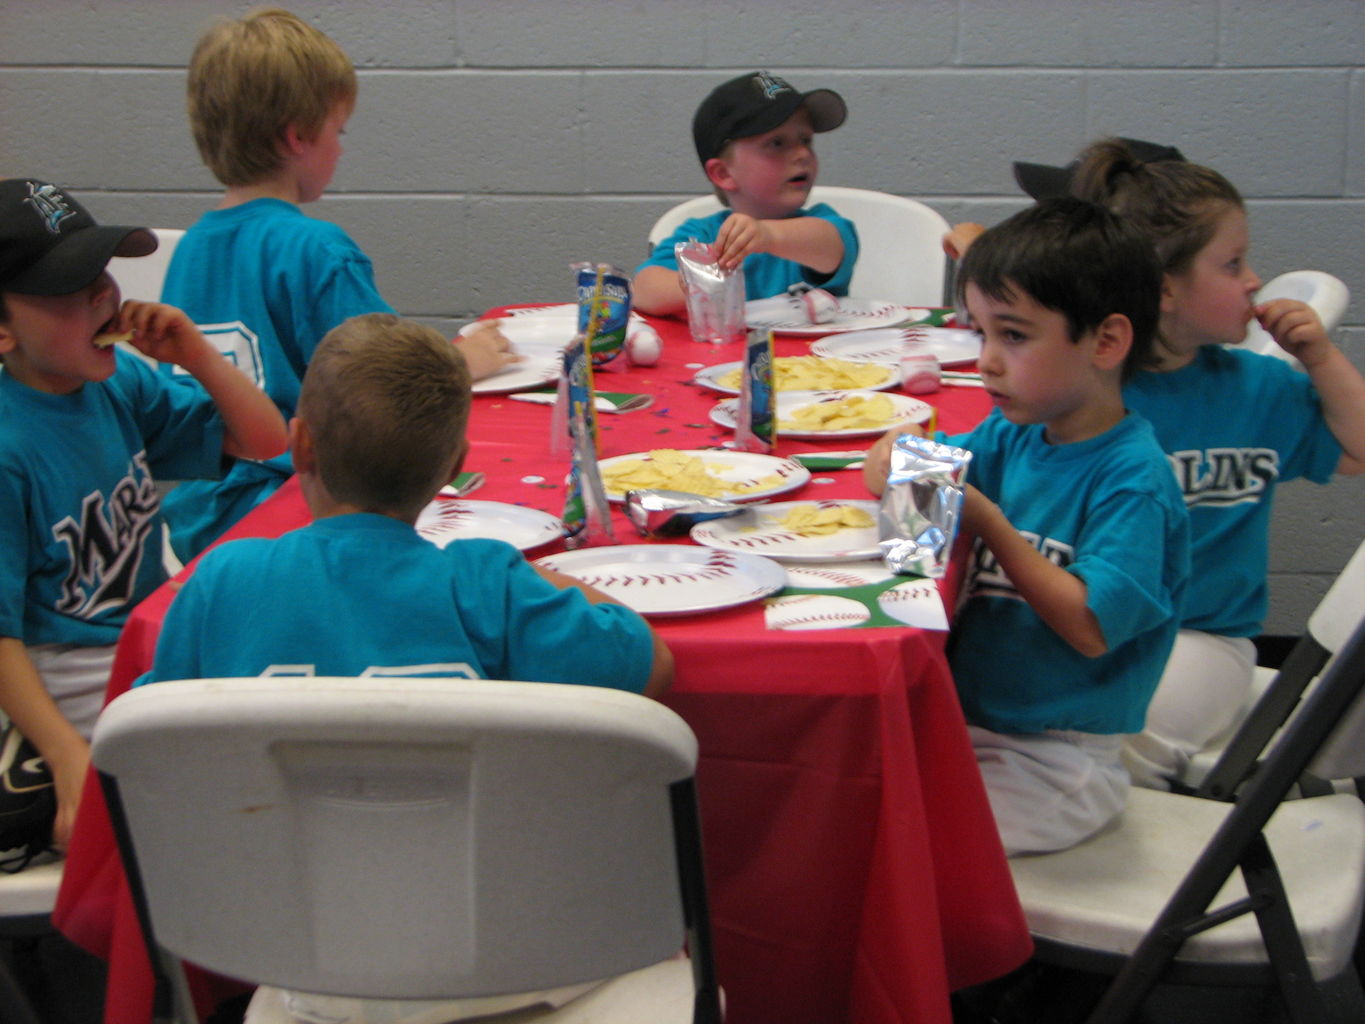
top-left (54, 308), bottom-right (1031, 1024)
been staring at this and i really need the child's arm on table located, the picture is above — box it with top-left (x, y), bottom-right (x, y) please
top-left (962, 485), bottom-right (1108, 657)
top-left (455, 319), bottom-right (520, 381)
top-left (714, 213), bottom-right (843, 274)
top-left (1256, 299), bottom-right (1365, 474)
top-left (861, 423), bottom-right (930, 496)
top-left (533, 566), bottom-right (675, 698)
top-left (0, 637), bottom-right (88, 850)
top-left (117, 301), bottom-right (288, 460)
top-left (632, 265), bottom-right (688, 317)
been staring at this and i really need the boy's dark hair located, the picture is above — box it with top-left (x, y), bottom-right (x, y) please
top-left (956, 197), bottom-right (1162, 379)
top-left (298, 314), bottom-right (471, 519)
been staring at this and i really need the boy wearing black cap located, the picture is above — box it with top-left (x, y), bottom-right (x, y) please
top-left (0, 178), bottom-right (286, 851)
top-left (634, 70), bottom-right (859, 315)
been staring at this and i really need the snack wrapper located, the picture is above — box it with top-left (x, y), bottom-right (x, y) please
top-left (735, 328), bottom-right (775, 454)
top-left (573, 262), bottom-right (631, 367)
top-left (560, 333), bottom-right (615, 548)
top-left (788, 282), bottom-right (838, 324)
top-left (676, 240), bottom-right (746, 345)
top-left (877, 434), bottom-right (971, 578)
top-left (623, 489), bottom-right (749, 538)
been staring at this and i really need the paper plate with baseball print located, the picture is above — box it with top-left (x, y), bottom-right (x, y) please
top-left (692, 358), bottom-right (899, 396)
top-left (690, 500), bottom-right (882, 563)
top-left (710, 390), bottom-right (933, 439)
top-left (534, 546), bottom-right (787, 616)
top-left (416, 499), bottom-right (563, 552)
top-left (811, 327), bottom-right (982, 368)
top-left (597, 449), bottom-right (811, 504)
top-left (745, 295), bottom-right (927, 334)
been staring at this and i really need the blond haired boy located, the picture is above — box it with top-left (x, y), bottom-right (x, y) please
top-left (161, 8), bottom-right (512, 562)
top-left (634, 70), bottom-right (859, 315)
top-left (141, 313), bottom-right (672, 699)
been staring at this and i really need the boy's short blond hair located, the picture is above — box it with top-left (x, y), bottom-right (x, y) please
top-left (188, 7), bottom-right (357, 186)
top-left (299, 314), bottom-right (471, 518)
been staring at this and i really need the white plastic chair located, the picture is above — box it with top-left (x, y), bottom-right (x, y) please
top-left (106, 227), bottom-right (183, 303)
top-left (1239, 270), bottom-right (1351, 370)
top-left (1009, 618), bottom-right (1365, 1023)
top-left (1181, 535), bottom-right (1365, 797)
top-left (91, 677), bottom-right (721, 1024)
top-left (0, 859), bottom-right (65, 1024)
top-left (646, 185), bottom-right (951, 307)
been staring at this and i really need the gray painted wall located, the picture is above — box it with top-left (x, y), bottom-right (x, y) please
top-left (2, 0), bottom-right (1361, 633)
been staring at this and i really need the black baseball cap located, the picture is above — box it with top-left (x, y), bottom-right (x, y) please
top-left (692, 71), bottom-right (847, 164)
top-left (1012, 138), bottom-right (1187, 200)
top-left (0, 178), bottom-right (157, 296)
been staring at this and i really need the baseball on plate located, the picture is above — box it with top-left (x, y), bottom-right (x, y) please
top-left (625, 325), bottom-right (663, 366)
top-left (765, 594), bottom-right (871, 631)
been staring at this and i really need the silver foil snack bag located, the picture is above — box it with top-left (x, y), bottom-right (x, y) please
top-left (878, 434), bottom-right (972, 578)
top-left (676, 240), bottom-right (746, 345)
top-left (624, 489), bottom-right (750, 538)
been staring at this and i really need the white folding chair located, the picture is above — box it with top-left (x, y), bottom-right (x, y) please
top-left (646, 185), bottom-right (951, 307)
top-left (106, 227), bottom-right (184, 303)
top-left (1239, 270), bottom-right (1351, 370)
top-left (1009, 619), bottom-right (1365, 1023)
top-left (0, 860), bottom-right (65, 1024)
top-left (1181, 536), bottom-right (1365, 797)
top-left (91, 677), bottom-right (722, 1024)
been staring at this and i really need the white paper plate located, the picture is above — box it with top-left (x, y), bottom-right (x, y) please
top-left (534, 545), bottom-right (786, 617)
top-left (710, 390), bottom-right (933, 439)
top-left (811, 327), bottom-right (981, 368)
top-left (597, 449), bottom-right (811, 503)
top-left (693, 358), bottom-right (899, 396)
top-left (690, 499), bottom-right (882, 562)
top-left (416, 499), bottom-right (563, 551)
top-left (745, 295), bottom-right (925, 334)
top-left (461, 305), bottom-right (648, 394)
top-left (469, 357), bottom-right (561, 395)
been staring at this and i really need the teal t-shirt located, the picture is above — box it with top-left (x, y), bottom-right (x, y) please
top-left (139, 514), bottom-right (655, 693)
top-left (636, 202), bottom-right (859, 300)
top-left (944, 412), bottom-right (1190, 735)
top-left (1124, 346), bottom-right (1339, 636)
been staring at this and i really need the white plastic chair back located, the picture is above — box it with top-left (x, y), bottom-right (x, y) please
top-left (646, 185), bottom-right (950, 307)
top-left (1239, 270), bottom-right (1350, 369)
top-left (107, 228), bottom-right (184, 302)
top-left (1308, 541), bottom-right (1365, 779)
top-left (92, 677), bottom-right (699, 1002)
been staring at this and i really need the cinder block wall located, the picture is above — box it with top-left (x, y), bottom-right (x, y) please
top-left (2, 0), bottom-right (1361, 633)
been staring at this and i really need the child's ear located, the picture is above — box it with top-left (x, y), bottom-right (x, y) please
top-left (288, 416), bottom-right (315, 474)
top-left (281, 123), bottom-right (311, 157)
top-left (0, 323), bottom-right (14, 357)
top-left (446, 437), bottom-right (470, 481)
top-left (1091, 313), bottom-right (1133, 373)
top-left (703, 156), bottom-right (737, 195)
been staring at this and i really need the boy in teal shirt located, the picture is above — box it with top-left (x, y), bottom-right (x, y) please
top-left (634, 70), bottom-right (858, 314)
top-left (866, 199), bottom-right (1188, 854)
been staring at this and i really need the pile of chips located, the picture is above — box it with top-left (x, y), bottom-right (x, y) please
top-left (780, 393), bottom-right (898, 432)
top-left (716, 355), bottom-right (893, 392)
top-left (775, 503), bottom-right (876, 537)
top-left (601, 449), bottom-right (783, 499)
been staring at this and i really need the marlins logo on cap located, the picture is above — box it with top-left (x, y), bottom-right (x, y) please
top-left (0, 178), bottom-right (157, 296)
